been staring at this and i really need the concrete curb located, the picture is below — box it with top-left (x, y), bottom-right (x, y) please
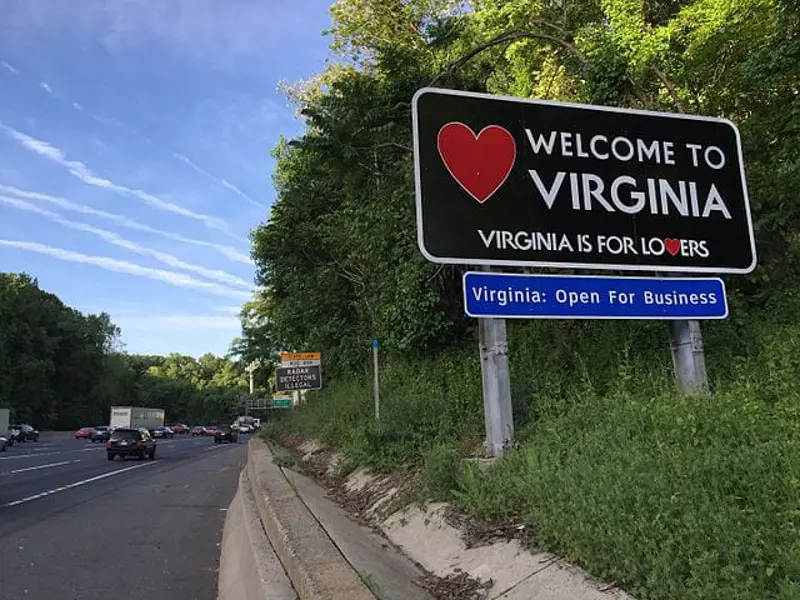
top-left (218, 470), bottom-right (297, 600)
top-left (247, 438), bottom-right (376, 600)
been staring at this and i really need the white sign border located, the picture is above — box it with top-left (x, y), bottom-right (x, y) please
top-left (461, 271), bottom-right (729, 320)
top-left (412, 87), bottom-right (757, 275)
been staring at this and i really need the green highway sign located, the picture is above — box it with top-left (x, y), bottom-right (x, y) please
top-left (271, 398), bottom-right (292, 409)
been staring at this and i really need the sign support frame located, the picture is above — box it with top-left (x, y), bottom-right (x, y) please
top-left (661, 95), bottom-right (713, 400)
top-left (477, 267), bottom-right (514, 457)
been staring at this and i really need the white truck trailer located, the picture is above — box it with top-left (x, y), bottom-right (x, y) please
top-left (109, 406), bottom-right (165, 432)
top-left (0, 408), bottom-right (9, 438)
top-left (0, 408), bottom-right (10, 450)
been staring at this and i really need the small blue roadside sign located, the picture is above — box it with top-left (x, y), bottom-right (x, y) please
top-left (463, 272), bottom-right (728, 320)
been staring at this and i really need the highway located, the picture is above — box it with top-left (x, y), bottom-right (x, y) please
top-left (0, 433), bottom-right (247, 599)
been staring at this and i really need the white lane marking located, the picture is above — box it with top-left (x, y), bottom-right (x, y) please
top-left (206, 443), bottom-right (239, 451)
top-left (2, 461), bottom-right (160, 508)
top-left (0, 451), bottom-right (61, 461)
top-left (4, 460), bottom-right (80, 475)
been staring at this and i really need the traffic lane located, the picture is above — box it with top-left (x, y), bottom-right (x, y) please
top-left (2, 433), bottom-right (199, 459)
top-left (0, 439), bottom-right (246, 599)
top-left (0, 436), bottom-right (224, 537)
top-left (0, 435), bottom-right (205, 471)
top-left (0, 436), bottom-right (205, 494)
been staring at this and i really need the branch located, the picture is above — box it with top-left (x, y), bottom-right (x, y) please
top-left (362, 142), bottom-right (413, 152)
top-left (653, 66), bottom-right (686, 113)
top-left (430, 28), bottom-right (587, 87)
top-left (296, 244), bottom-right (364, 286)
top-left (426, 265), bottom-right (445, 282)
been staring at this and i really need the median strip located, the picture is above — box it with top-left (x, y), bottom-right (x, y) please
top-left (2, 461), bottom-right (159, 507)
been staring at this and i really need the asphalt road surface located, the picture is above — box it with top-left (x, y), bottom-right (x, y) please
top-left (0, 433), bottom-right (248, 599)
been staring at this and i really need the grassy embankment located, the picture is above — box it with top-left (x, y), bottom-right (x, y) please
top-left (264, 296), bottom-right (800, 600)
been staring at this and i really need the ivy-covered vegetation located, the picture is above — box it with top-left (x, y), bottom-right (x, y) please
top-left (251, 0), bottom-right (800, 598)
top-left (0, 272), bottom-right (251, 428)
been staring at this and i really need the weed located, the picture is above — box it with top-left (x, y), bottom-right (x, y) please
top-left (361, 571), bottom-right (385, 599)
top-left (267, 300), bottom-right (800, 599)
top-left (273, 454), bottom-right (297, 470)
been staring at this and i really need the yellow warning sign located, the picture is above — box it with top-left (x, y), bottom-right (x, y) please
top-left (280, 351), bottom-right (321, 362)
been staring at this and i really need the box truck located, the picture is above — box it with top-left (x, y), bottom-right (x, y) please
top-left (109, 406), bottom-right (165, 432)
top-left (0, 408), bottom-right (9, 450)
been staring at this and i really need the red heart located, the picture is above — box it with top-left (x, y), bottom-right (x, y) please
top-left (437, 122), bottom-right (516, 203)
top-left (665, 238), bottom-right (681, 256)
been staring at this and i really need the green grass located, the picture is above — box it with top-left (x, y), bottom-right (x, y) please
top-left (264, 299), bottom-right (800, 599)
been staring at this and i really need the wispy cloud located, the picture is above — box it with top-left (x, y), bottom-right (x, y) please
top-left (39, 81), bottom-right (52, 94)
top-left (173, 152), bottom-right (265, 209)
top-left (72, 102), bottom-right (84, 111)
top-left (0, 239), bottom-right (251, 300)
top-left (0, 195), bottom-right (252, 289)
top-left (0, 185), bottom-right (254, 265)
top-left (214, 305), bottom-right (243, 314)
top-left (1, 60), bottom-right (19, 75)
top-left (1, 1), bottom-right (321, 72)
top-left (117, 314), bottom-right (241, 331)
top-left (1, 124), bottom-right (246, 242)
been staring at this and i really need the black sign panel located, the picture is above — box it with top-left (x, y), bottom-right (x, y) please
top-left (412, 88), bottom-right (756, 273)
top-left (275, 365), bottom-right (321, 391)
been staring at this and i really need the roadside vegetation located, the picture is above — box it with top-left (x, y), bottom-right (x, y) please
top-left (251, 0), bottom-right (800, 598)
top-left (0, 272), bottom-right (255, 428)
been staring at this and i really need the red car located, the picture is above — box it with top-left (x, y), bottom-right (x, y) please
top-left (74, 427), bottom-right (95, 440)
top-left (170, 423), bottom-right (189, 434)
top-left (190, 426), bottom-right (206, 437)
top-left (204, 426), bottom-right (218, 436)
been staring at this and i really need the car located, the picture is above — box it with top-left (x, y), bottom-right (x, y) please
top-left (204, 426), bottom-right (218, 436)
top-left (153, 426), bottom-right (174, 439)
top-left (9, 424), bottom-right (38, 442)
top-left (170, 423), bottom-right (189, 434)
top-left (90, 426), bottom-right (111, 443)
top-left (106, 428), bottom-right (156, 461)
top-left (191, 426), bottom-right (206, 437)
top-left (214, 425), bottom-right (238, 444)
top-left (74, 427), bottom-right (95, 440)
top-left (238, 424), bottom-right (252, 434)
top-left (0, 436), bottom-right (7, 451)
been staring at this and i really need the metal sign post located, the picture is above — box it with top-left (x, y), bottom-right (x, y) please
top-left (669, 320), bottom-right (709, 396)
top-left (372, 339), bottom-right (380, 429)
top-left (477, 297), bottom-right (514, 457)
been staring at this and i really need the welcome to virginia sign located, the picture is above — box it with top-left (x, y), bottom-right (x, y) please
top-left (411, 88), bottom-right (756, 274)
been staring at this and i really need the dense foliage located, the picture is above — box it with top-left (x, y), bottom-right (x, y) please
top-left (249, 0), bottom-right (800, 367)
top-left (252, 0), bottom-right (800, 598)
top-left (0, 272), bottom-right (250, 428)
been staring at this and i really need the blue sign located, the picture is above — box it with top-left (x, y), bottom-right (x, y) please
top-left (372, 339), bottom-right (379, 349)
top-left (463, 272), bottom-right (728, 320)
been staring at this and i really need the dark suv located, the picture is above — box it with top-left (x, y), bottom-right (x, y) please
top-left (91, 426), bottom-right (111, 443)
top-left (107, 428), bottom-right (156, 461)
top-left (9, 424), bottom-right (39, 443)
top-left (214, 425), bottom-right (238, 444)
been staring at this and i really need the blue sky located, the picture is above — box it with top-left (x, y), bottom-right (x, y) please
top-left (0, 0), bottom-right (333, 357)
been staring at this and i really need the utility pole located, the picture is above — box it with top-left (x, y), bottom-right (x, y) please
top-left (245, 360), bottom-right (260, 394)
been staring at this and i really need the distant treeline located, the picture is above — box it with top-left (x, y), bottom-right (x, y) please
top-left (0, 272), bottom-right (252, 429)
